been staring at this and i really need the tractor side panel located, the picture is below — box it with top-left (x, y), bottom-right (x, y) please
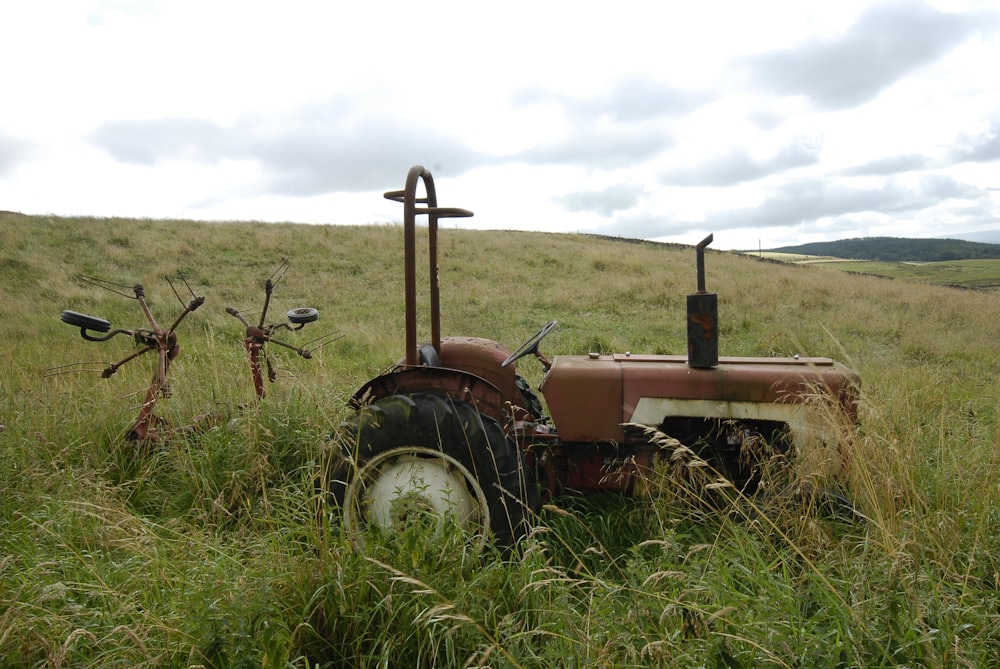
top-left (619, 356), bottom-right (860, 422)
top-left (539, 357), bottom-right (624, 443)
top-left (539, 354), bottom-right (859, 444)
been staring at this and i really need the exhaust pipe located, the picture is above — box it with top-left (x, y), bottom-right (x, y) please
top-left (687, 234), bottom-right (718, 368)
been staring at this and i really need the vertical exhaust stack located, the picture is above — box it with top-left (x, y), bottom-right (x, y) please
top-left (687, 234), bottom-right (718, 368)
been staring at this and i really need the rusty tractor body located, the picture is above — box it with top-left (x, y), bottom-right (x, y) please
top-left (335, 165), bottom-right (860, 549)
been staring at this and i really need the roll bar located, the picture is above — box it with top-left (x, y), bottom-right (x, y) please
top-left (384, 165), bottom-right (473, 366)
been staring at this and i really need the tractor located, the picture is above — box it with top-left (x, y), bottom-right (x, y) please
top-left (330, 165), bottom-right (861, 551)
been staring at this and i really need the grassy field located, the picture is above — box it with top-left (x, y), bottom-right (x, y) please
top-left (826, 258), bottom-right (1000, 289)
top-left (747, 251), bottom-right (1000, 290)
top-left (3, 213), bottom-right (1000, 667)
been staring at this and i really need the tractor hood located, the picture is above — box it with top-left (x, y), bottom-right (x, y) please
top-left (539, 353), bottom-right (860, 444)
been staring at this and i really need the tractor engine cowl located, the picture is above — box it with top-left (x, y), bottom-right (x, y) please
top-left (538, 353), bottom-right (860, 446)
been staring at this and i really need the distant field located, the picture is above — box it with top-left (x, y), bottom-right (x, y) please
top-left (747, 251), bottom-right (855, 263)
top-left (4, 215), bottom-right (1000, 667)
top-left (743, 251), bottom-right (1000, 289)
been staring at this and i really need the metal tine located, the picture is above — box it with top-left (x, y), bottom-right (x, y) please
top-left (166, 272), bottom-right (199, 307)
top-left (117, 387), bottom-right (152, 402)
top-left (43, 361), bottom-right (113, 378)
top-left (258, 262), bottom-right (289, 327)
top-left (263, 355), bottom-right (307, 382)
top-left (165, 276), bottom-right (182, 306)
top-left (299, 330), bottom-right (344, 352)
top-left (267, 260), bottom-right (291, 288)
top-left (265, 349), bottom-right (278, 382)
top-left (78, 274), bottom-right (137, 300)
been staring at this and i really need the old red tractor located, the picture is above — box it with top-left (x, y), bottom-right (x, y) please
top-left (331, 165), bottom-right (860, 551)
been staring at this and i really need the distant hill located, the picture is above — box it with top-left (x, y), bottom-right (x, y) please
top-left (956, 230), bottom-right (1000, 244)
top-left (766, 237), bottom-right (1000, 262)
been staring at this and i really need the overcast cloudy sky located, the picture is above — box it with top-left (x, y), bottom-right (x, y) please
top-left (1, 1), bottom-right (998, 249)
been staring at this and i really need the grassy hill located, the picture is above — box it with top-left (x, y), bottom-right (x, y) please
top-left (745, 234), bottom-right (1000, 290)
top-left (3, 214), bottom-right (1000, 666)
top-left (746, 250), bottom-right (1000, 290)
top-left (766, 236), bottom-right (1000, 261)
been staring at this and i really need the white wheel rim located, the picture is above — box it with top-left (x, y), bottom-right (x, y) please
top-left (344, 446), bottom-right (491, 552)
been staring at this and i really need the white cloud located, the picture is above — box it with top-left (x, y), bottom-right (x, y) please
top-left (745, 1), bottom-right (986, 109)
top-left (0, 0), bottom-right (998, 249)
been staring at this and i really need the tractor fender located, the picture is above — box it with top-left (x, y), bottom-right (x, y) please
top-left (349, 366), bottom-right (506, 424)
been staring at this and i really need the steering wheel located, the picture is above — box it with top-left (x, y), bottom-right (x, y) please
top-left (501, 320), bottom-right (558, 368)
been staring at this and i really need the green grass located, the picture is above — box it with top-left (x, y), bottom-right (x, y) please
top-left (2, 214), bottom-right (1000, 666)
top-left (828, 258), bottom-right (1000, 289)
top-left (743, 250), bottom-right (1000, 289)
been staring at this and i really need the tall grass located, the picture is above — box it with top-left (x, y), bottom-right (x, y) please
top-left (2, 214), bottom-right (1000, 666)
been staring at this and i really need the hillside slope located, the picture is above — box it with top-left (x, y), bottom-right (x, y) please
top-left (767, 236), bottom-right (1000, 261)
top-left (3, 214), bottom-right (1000, 666)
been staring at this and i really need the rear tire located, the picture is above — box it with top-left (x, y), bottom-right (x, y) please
top-left (330, 393), bottom-right (538, 551)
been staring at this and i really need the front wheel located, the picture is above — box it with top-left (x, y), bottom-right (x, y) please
top-left (331, 393), bottom-right (538, 552)
top-left (61, 310), bottom-right (112, 333)
top-left (287, 307), bottom-right (319, 324)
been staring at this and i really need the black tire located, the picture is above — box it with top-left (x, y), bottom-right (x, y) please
top-left (61, 310), bottom-right (112, 333)
top-left (330, 392), bottom-right (538, 550)
top-left (287, 307), bottom-right (319, 324)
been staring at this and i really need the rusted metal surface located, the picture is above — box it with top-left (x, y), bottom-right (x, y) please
top-left (436, 336), bottom-right (518, 406)
top-left (384, 165), bottom-right (473, 366)
top-left (373, 336), bottom-right (520, 419)
top-left (519, 433), bottom-right (656, 497)
top-left (559, 447), bottom-right (655, 494)
top-left (349, 366), bottom-right (506, 424)
top-left (540, 353), bottom-right (860, 443)
top-left (538, 356), bottom-right (623, 443)
top-left (60, 276), bottom-right (205, 444)
top-left (225, 264), bottom-right (332, 400)
top-left (687, 234), bottom-right (718, 369)
top-left (350, 335), bottom-right (517, 423)
top-left (364, 164), bottom-right (864, 505)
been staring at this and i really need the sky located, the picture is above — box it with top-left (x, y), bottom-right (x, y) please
top-left (1, 1), bottom-right (999, 250)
